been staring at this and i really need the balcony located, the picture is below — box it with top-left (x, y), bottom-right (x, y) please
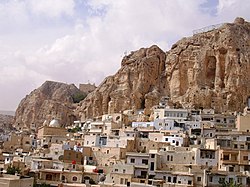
top-left (221, 158), bottom-right (238, 164)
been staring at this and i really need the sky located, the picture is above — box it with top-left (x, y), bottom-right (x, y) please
top-left (0, 0), bottom-right (250, 111)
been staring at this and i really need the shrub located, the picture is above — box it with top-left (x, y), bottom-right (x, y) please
top-left (72, 92), bottom-right (87, 103)
top-left (6, 165), bottom-right (21, 175)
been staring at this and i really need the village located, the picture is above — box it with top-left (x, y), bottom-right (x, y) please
top-left (1, 96), bottom-right (250, 187)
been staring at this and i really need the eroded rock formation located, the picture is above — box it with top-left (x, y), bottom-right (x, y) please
top-left (14, 81), bottom-right (82, 129)
top-left (0, 114), bottom-right (14, 133)
top-left (15, 18), bottom-right (250, 125)
top-left (76, 17), bottom-right (250, 120)
top-left (167, 17), bottom-right (250, 112)
top-left (76, 45), bottom-right (167, 120)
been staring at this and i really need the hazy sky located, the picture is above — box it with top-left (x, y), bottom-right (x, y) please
top-left (0, 0), bottom-right (250, 111)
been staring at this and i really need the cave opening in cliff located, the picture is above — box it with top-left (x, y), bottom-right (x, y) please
top-left (205, 56), bottom-right (216, 88)
top-left (141, 98), bottom-right (146, 109)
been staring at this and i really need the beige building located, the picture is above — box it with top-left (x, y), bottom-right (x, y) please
top-left (0, 174), bottom-right (33, 187)
top-left (236, 107), bottom-right (250, 132)
top-left (105, 164), bottom-right (134, 186)
top-left (37, 124), bottom-right (69, 148)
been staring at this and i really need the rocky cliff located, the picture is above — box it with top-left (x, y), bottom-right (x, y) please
top-left (166, 17), bottom-right (250, 112)
top-left (76, 45), bottom-right (167, 120)
top-left (14, 81), bottom-right (82, 129)
top-left (76, 17), bottom-right (250, 120)
top-left (15, 18), bottom-right (250, 125)
top-left (0, 114), bottom-right (14, 133)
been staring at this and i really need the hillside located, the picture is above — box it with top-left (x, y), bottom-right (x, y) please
top-left (14, 81), bottom-right (83, 129)
top-left (76, 17), bottom-right (250, 120)
top-left (14, 17), bottom-right (250, 127)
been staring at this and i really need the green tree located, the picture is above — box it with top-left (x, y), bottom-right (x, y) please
top-left (6, 165), bottom-right (21, 175)
top-left (68, 126), bottom-right (82, 133)
top-left (219, 179), bottom-right (242, 187)
top-left (72, 92), bottom-right (87, 103)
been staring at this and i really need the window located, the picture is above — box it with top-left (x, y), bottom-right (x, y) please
top-left (240, 145), bottom-right (245, 149)
top-left (150, 162), bottom-right (154, 171)
top-left (176, 141), bottom-right (179, 146)
top-left (142, 159), bottom-right (148, 165)
top-left (243, 156), bottom-right (248, 160)
top-left (107, 150), bottom-right (109, 154)
top-left (115, 169), bottom-right (118, 172)
top-left (89, 157), bottom-right (93, 160)
top-left (151, 154), bottom-right (155, 158)
top-left (168, 176), bottom-right (171, 182)
top-left (188, 180), bottom-right (192, 185)
top-left (46, 174), bottom-right (52, 180)
top-left (130, 158), bottom-right (135, 163)
top-left (62, 175), bottom-right (65, 181)
top-left (173, 177), bottom-right (177, 183)
top-left (229, 167), bottom-right (234, 172)
top-left (197, 177), bottom-right (201, 182)
top-left (72, 176), bottom-right (77, 181)
top-left (123, 169), bottom-right (126, 173)
top-left (165, 138), bottom-right (168, 141)
top-left (223, 155), bottom-right (229, 160)
top-left (209, 176), bottom-right (213, 182)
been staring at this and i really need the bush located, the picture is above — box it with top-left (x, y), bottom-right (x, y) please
top-left (72, 92), bottom-right (87, 103)
top-left (6, 165), bottom-right (21, 175)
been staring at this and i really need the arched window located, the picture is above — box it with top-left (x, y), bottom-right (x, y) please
top-left (72, 176), bottom-right (77, 181)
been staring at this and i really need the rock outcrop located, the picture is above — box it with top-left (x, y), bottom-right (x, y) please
top-left (14, 81), bottom-right (82, 129)
top-left (0, 114), bottom-right (14, 133)
top-left (166, 17), bottom-right (250, 112)
top-left (76, 45), bottom-right (167, 120)
top-left (14, 18), bottom-right (250, 125)
top-left (76, 17), bottom-right (250, 120)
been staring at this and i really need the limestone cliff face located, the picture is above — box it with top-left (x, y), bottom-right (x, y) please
top-left (76, 45), bottom-right (167, 119)
top-left (167, 17), bottom-right (250, 112)
top-left (0, 114), bottom-right (14, 133)
top-left (14, 81), bottom-right (82, 129)
top-left (77, 18), bottom-right (250, 119)
top-left (14, 18), bottom-right (250, 124)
